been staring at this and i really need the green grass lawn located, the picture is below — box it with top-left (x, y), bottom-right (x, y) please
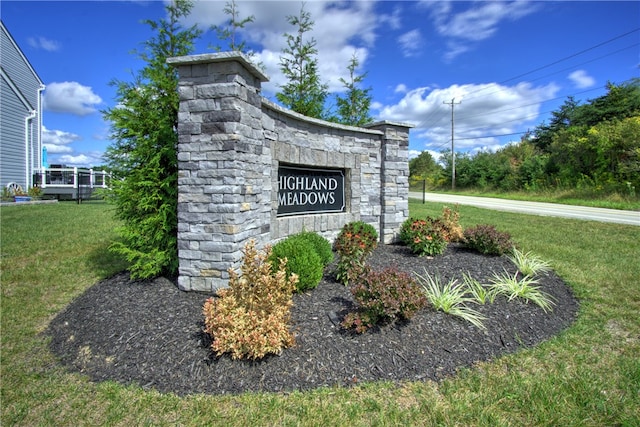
top-left (2, 200), bottom-right (639, 426)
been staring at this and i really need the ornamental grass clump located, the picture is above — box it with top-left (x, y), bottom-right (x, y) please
top-left (508, 248), bottom-right (552, 277)
top-left (203, 240), bottom-right (298, 360)
top-left (462, 272), bottom-right (497, 305)
top-left (342, 267), bottom-right (427, 334)
top-left (488, 269), bottom-right (555, 312)
top-left (415, 270), bottom-right (486, 329)
top-left (399, 217), bottom-right (448, 256)
top-left (463, 224), bottom-right (514, 255)
top-left (334, 221), bottom-right (378, 286)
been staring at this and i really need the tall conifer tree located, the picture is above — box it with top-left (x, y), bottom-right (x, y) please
top-left (103, 0), bottom-right (202, 279)
top-left (277, 3), bottom-right (328, 119)
top-left (211, 0), bottom-right (255, 54)
top-left (335, 53), bottom-right (373, 126)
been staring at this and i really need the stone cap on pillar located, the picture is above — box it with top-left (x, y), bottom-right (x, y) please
top-left (167, 51), bottom-right (269, 83)
top-left (364, 120), bottom-right (415, 130)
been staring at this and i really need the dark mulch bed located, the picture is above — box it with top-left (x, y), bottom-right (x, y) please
top-left (46, 243), bottom-right (579, 396)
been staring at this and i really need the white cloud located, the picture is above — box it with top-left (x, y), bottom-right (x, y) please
top-left (379, 5), bottom-right (403, 31)
top-left (398, 29), bottom-right (424, 58)
top-left (42, 126), bottom-right (103, 167)
top-left (409, 149), bottom-right (444, 165)
top-left (56, 153), bottom-right (101, 168)
top-left (185, 1), bottom-right (380, 95)
top-left (395, 83), bottom-right (408, 94)
top-left (421, 0), bottom-right (540, 61)
top-left (27, 36), bottom-right (60, 52)
top-left (443, 2), bottom-right (537, 42)
top-left (43, 82), bottom-right (102, 115)
top-left (568, 70), bottom-right (596, 89)
top-left (377, 81), bottom-right (559, 152)
top-left (408, 149), bottom-right (422, 160)
top-left (42, 126), bottom-right (80, 153)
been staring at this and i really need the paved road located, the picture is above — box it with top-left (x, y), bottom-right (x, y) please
top-left (409, 192), bottom-right (640, 226)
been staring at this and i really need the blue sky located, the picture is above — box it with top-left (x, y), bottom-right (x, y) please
top-left (2, 1), bottom-right (639, 167)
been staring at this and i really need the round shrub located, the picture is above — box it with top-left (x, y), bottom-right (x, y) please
top-left (270, 235), bottom-right (323, 292)
top-left (399, 217), bottom-right (448, 256)
top-left (342, 267), bottom-right (428, 333)
top-left (333, 221), bottom-right (378, 257)
top-left (463, 224), bottom-right (514, 255)
top-left (294, 231), bottom-right (334, 267)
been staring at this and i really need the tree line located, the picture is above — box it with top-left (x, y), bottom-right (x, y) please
top-left (410, 79), bottom-right (640, 197)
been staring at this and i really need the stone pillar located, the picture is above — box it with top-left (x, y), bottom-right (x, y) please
top-left (168, 52), bottom-right (270, 292)
top-left (366, 121), bottom-right (413, 244)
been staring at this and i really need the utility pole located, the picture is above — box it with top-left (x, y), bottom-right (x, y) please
top-left (443, 98), bottom-right (461, 190)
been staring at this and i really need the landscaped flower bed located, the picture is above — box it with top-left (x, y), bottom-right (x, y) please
top-left (46, 240), bottom-right (578, 395)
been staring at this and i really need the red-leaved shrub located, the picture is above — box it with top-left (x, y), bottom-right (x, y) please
top-left (342, 267), bottom-right (427, 333)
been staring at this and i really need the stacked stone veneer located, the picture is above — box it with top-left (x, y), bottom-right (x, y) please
top-left (168, 52), bottom-right (412, 292)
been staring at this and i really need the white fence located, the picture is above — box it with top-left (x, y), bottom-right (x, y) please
top-left (33, 167), bottom-right (110, 200)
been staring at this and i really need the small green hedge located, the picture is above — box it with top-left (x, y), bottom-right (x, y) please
top-left (295, 231), bottom-right (334, 267)
top-left (269, 232), bottom-right (329, 292)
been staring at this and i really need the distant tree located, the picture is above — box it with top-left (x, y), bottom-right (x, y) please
top-left (573, 79), bottom-right (640, 127)
top-left (409, 151), bottom-right (440, 178)
top-left (211, 0), bottom-right (255, 54)
top-left (333, 53), bottom-right (373, 126)
top-left (530, 96), bottom-right (580, 151)
top-left (277, 3), bottom-right (328, 119)
top-left (531, 79), bottom-right (640, 152)
top-left (409, 150), bottom-right (444, 189)
top-left (102, 0), bottom-right (202, 279)
top-left (548, 116), bottom-right (640, 191)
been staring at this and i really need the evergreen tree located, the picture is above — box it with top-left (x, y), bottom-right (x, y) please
top-left (334, 53), bottom-right (373, 126)
top-left (102, 0), bottom-right (202, 279)
top-left (277, 3), bottom-right (328, 119)
top-left (530, 96), bottom-right (579, 151)
top-left (211, 0), bottom-right (255, 54)
top-left (531, 79), bottom-right (640, 151)
top-left (409, 150), bottom-right (441, 179)
top-left (573, 79), bottom-right (640, 127)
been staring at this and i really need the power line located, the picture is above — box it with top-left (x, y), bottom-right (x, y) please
top-left (461, 42), bottom-right (639, 103)
top-left (416, 28), bottom-right (639, 131)
top-left (453, 76), bottom-right (638, 140)
top-left (500, 28), bottom-right (640, 85)
top-left (460, 27), bottom-right (640, 101)
top-left (457, 85), bottom-right (606, 123)
top-left (455, 131), bottom-right (527, 141)
top-left (415, 29), bottom-right (640, 154)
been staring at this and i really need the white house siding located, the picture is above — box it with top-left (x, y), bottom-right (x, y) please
top-left (0, 21), bottom-right (44, 190)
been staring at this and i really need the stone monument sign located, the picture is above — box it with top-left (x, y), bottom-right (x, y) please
top-left (168, 52), bottom-right (412, 292)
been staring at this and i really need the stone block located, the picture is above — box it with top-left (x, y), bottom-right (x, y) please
top-left (174, 54), bottom-right (410, 291)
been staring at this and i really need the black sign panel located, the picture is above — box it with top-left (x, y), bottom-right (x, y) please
top-left (277, 166), bottom-right (345, 216)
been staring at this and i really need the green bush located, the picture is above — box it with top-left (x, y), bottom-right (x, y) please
top-left (270, 235), bottom-right (324, 292)
top-left (333, 221), bottom-right (379, 285)
top-left (295, 231), bottom-right (334, 267)
top-left (399, 217), bottom-right (448, 256)
top-left (342, 267), bottom-right (427, 333)
top-left (463, 224), bottom-right (514, 255)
